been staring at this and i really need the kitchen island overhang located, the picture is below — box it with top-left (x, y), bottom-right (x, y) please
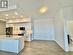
top-left (0, 35), bottom-right (25, 53)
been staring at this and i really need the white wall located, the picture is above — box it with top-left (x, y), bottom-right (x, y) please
top-left (63, 6), bottom-right (73, 20)
top-left (54, 7), bottom-right (73, 51)
top-left (63, 6), bottom-right (73, 51)
top-left (54, 9), bottom-right (65, 50)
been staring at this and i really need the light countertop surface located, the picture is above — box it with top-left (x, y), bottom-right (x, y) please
top-left (0, 35), bottom-right (24, 40)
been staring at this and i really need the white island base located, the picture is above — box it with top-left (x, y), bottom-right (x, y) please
top-left (0, 36), bottom-right (24, 53)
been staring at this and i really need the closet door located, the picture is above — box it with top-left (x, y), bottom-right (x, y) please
top-left (33, 18), bottom-right (54, 40)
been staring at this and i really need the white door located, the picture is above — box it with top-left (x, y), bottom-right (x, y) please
top-left (33, 18), bottom-right (54, 40)
top-left (67, 21), bottom-right (73, 39)
top-left (66, 21), bottom-right (73, 51)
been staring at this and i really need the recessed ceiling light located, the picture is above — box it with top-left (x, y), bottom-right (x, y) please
top-left (40, 6), bottom-right (48, 14)
top-left (14, 12), bottom-right (18, 15)
top-left (5, 14), bottom-right (8, 16)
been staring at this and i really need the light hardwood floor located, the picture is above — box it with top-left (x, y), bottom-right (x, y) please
top-left (0, 40), bottom-right (73, 55)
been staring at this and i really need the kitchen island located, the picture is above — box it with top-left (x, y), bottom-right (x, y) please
top-left (0, 35), bottom-right (24, 53)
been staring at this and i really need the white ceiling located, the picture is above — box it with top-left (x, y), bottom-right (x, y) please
top-left (0, 0), bottom-right (73, 19)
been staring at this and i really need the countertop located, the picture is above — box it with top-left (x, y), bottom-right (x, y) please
top-left (0, 35), bottom-right (24, 40)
